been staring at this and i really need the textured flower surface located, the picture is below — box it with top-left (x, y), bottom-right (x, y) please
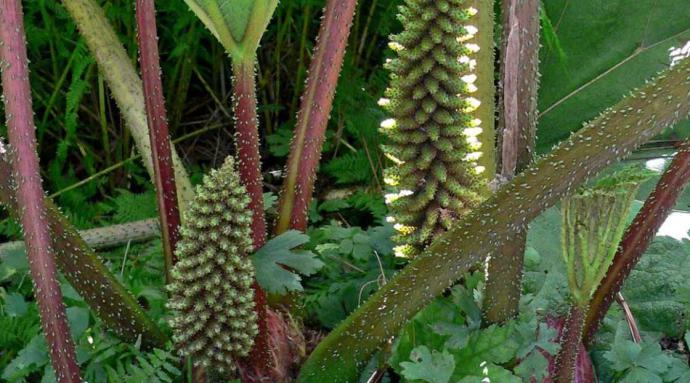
top-left (381, 0), bottom-right (486, 257)
top-left (167, 156), bottom-right (257, 374)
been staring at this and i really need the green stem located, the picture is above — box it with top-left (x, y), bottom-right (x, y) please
top-left (61, 0), bottom-right (194, 211)
top-left (0, 219), bottom-right (159, 253)
top-left (297, 59), bottom-right (690, 382)
top-left (0, 154), bottom-right (168, 349)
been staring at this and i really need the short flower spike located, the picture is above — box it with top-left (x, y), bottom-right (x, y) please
top-left (167, 157), bottom-right (258, 374)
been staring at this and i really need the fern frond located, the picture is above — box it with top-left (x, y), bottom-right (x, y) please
top-left (323, 151), bottom-right (374, 185)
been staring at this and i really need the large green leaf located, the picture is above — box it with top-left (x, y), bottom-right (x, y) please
top-left (538, 0), bottom-right (690, 152)
top-left (621, 234), bottom-right (690, 337)
top-left (188, 0), bottom-right (254, 42)
top-left (183, 0), bottom-right (278, 59)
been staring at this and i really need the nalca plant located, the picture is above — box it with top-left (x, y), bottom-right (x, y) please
top-left (380, 0), bottom-right (488, 258)
top-left (166, 157), bottom-right (258, 375)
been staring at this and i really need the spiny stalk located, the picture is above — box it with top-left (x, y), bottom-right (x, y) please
top-left (483, 0), bottom-right (541, 324)
top-left (232, 58), bottom-right (267, 248)
top-left (0, 1), bottom-right (80, 381)
top-left (135, 0), bottom-right (182, 283)
top-left (0, 154), bottom-right (168, 349)
top-left (297, 58), bottom-right (690, 383)
top-left (275, 0), bottom-right (358, 234)
top-left (61, 0), bottom-right (194, 210)
top-left (584, 138), bottom-right (690, 344)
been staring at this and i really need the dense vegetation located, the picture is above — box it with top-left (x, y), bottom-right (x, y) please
top-left (1, 0), bottom-right (690, 382)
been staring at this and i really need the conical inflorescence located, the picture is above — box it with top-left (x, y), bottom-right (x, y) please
top-left (167, 156), bottom-right (257, 374)
top-left (381, 0), bottom-right (487, 257)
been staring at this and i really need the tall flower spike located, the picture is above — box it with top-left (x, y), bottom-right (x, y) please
top-left (167, 157), bottom-right (257, 375)
top-left (382, 0), bottom-right (487, 257)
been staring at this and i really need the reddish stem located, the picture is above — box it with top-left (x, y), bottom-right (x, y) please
top-left (554, 305), bottom-right (588, 383)
top-left (616, 292), bottom-right (642, 343)
top-left (583, 139), bottom-right (690, 344)
top-left (0, 1), bottom-right (81, 381)
top-left (231, 58), bottom-right (271, 381)
top-left (232, 59), bottom-right (267, 247)
top-left (275, 0), bottom-right (358, 234)
top-left (483, 0), bottom-right (540, 325)
top-left (135, 0), bottom-right (181, 283)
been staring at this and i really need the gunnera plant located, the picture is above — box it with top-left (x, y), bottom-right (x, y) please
top-left (380, 0), bottom-right (487, 257)
top-left (167, 156), bottom-right (257, 375)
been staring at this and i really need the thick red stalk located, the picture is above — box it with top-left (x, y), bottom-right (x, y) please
top-left (135, 0), bottom-right (181, 283)
top-left (535, 316), bottom-right (595, 383)
top-left (231, 58), bottom-right (271, 381)
top-left (232, 59), bottom-right (267, 247)
top-left (583, 139), bottom-right (690, 344)
top-left (274, 0), bottom-right (358, 234)
top-left (0, 1), bottom-right (81, 381)
top-left (554, 305), bottom-right (588, 382)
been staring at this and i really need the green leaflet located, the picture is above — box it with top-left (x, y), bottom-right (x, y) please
top-left (252, 230), bottom-right (324, 295)
top-left (399, 346), bottom-right (455, 383)
top-left (601, 336), bottom-right (687, 383)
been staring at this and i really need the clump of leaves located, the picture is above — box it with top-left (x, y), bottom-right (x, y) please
top-left (166, 157), bottom-right (257, 374)
top-left (303, 223), bottom-right (396, 328)
top-left (594, 321), bottom-right (690, 383)
top-left (621, 234), bottom-right (690, 337)
top-left (388, 272), bottom-right (562, 382)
